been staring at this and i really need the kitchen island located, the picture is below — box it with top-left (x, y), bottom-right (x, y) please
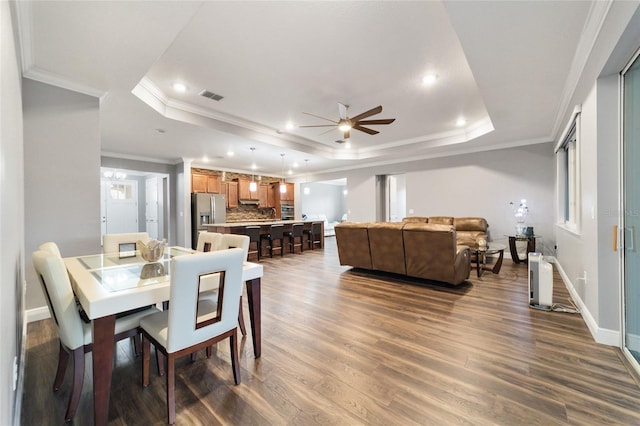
top-left (204, 220), bottom-right (324, 256)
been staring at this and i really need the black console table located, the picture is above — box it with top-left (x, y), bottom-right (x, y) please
top-left (508, 235), bottom-right (539, 264)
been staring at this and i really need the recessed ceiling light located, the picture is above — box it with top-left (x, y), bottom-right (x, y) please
top-left (292, 162), bottom-right (299, 168)
top-left (344, 141), bottom-right (351, 149)
top-left (202, 155), bottom-right (209, 163)
top-left (227, 150), bottom-right (234, 157)
top-left (173, 82), bottom-right (187, 93)
top-left (421, 73), bottom-right (438, 86)
top-left (456, 117), bottom-right (467, 127)
top-left (286, 121), bottom-right (294, 130)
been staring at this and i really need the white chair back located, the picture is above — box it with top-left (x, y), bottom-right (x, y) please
top-left (220, 234), bottom-right (250, 262)
top-left (166, 249), bottom-right (244, 353)
top-left (196, 231), bottom-right (224, 253)
top-left (39, 241), bottom-right (62, 257)
top-left (32, 250), bottom-right (85, 350)
top-left (103, 232), bottom-right (149, 254)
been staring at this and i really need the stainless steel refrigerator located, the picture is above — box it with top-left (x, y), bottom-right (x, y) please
top-left (191, 193), bottom-right (226, 249)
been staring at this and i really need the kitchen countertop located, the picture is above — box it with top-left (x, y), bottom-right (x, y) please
top-left (205, 220), bottom-right (316, 227)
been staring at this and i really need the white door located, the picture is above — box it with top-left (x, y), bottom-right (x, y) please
top-left (101, 180), bottom-right (138, 238)
top-left (145, 177), bottom-right (159, 239)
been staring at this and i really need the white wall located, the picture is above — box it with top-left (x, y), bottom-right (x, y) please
top-left (23, 79), bottom-right (101, 311)
top-left (321, 144), bottom-right (555, 253)
top-left (1, 2), bottom-right (25, 423)
top-left (556, 73), bottom-right (624, 344)
top-left (409, 145), bottom-right (554, 251)
top-left (299, 182), bottom-right (346, 222)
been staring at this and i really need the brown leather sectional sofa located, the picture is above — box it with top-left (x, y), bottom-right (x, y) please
top-left (334, 217), bottom-right (488, 285)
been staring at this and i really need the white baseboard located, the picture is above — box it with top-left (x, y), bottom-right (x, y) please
top-left (552, 257), bottom-right (620, 346)
top-left (26, 306), bottom-right (50, 323)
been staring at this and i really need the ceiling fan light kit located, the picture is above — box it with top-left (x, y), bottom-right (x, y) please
top-left (301, 102), bottom-right (395, 142)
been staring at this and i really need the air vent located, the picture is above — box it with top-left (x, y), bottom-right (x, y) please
top-left (199, 90), bottom-right (224, 101)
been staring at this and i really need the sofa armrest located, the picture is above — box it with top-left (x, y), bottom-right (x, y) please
top-left (452, 245), bottom-right (471, 284)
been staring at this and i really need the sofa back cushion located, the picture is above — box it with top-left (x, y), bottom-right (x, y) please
top-left (367, 222), bottom-right (407, 275)
top-left (334, 222), bottom-right (373, 269)
top-left (454, 217), bottom-right (488, 247)
top-left (428, 216), bottom-right (454, 225)
top-left (403, 223), bottom-right (458, 282)
top-left (402, 216), bottom-right (428, 223)
top-left (453, 217), bottom-right (488, 232)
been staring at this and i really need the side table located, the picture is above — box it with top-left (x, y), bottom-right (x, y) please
top-left (508, 235), bottom-right (539, 264)
top-left (471, 243), bottom-right (506, 277)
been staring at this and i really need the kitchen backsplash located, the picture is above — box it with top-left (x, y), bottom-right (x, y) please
top-left (226, 204), bottom-right (276, 222)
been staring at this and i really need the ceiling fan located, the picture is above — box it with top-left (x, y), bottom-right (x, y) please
top-left (300, 103), bottom-right (395, 142)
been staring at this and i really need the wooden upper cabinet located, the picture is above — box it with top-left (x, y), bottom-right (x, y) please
top-left (192, 172), bottom-right (221, 193)
top-left (267, 184), bottom-right (276, 208)
top-left (192, 173), bottom-right (208, 193)
top-left (207, 175), bottom-right (221, 193)
top-left (279, 183), bottom-right (295, 202)
top-left (237, 178), bottom-right (259, 200)
top-left (225, 182), bottom-right (238, 208)
top-left (258, 184), bottom-right (268, 207)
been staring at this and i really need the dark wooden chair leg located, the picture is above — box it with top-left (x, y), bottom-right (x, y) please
top-left (133, 334), bottom-right (142, 356)
top-left (142, 336), bottom-right (151, 387)
top-left (238, 297), bottom-right (247, 336)
top-left (167, 354), bottom-right (176, 424)
top-left (53, 342), bottom-right (69, 391)
top-left (156, 348), bottom-right (165, 377)
top-left (65, 347), bottom-right (85, 422)
top-left (230, 330), bottom-right (241, 385)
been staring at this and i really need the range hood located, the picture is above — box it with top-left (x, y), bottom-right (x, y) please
top-left (239, 199), bottom-right (260, 205)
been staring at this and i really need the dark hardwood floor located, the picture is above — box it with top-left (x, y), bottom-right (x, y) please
top-left (22, 237), bottom-right (640, 425)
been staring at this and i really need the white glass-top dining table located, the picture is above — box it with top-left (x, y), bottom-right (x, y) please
top-left (63, 246), bottom-right (263, 426)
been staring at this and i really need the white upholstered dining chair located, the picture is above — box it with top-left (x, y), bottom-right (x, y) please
top-left (140, 248), bottom-right (245, 424)
top-left (196, 232), bottom-right (249, 336)
top-left (103, 232), bottom-right (149, 254)
top-left (32, 249), bottom-right (160, 422)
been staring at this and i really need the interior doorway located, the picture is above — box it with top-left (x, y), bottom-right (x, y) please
top-left (376, 174), bottom-right (406, 222)
top-left (100, 168), bottom-right (170, 244)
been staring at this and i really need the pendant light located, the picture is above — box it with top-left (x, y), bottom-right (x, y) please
top-left (303, 159), bottom-right (310, 195)
top-left (280, 153), bottom-right (287, 193)
top-left (249, 147), bottom-right (257, 192)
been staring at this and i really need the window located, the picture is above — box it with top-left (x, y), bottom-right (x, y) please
top-left (556, 110), bottom-right (580, 230)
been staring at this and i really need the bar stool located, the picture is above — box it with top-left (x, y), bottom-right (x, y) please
top-left (304, 222), bottom-right (322, 250)
top-left (285, 223), bottom-right (304, 254)
top-left (244, 226), bottom-right (262, 261)
top-left (260, 224), bottom-right (285, 257)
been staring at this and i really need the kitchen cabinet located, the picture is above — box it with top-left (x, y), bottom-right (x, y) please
top-left (237, 178), bottom-right (259, 200)
top-left (192, 172), bottom-right (221, 193)
top-left (279, 183), bottom-right (295, 202)
top-left (267, 184), bottom-right (276, 208)
top-left (225, 182), bottom-right (238, 208)
top-left (258, 184), bottom-right (268, 207)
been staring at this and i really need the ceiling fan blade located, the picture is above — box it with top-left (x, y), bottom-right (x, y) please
top-left (356, 118), bottom-right (396, 125)
top-left (302, 111), bottom-right (338, 124)
top-left (299, 124), bottom-right (337, 128)
top-left (353, 124), bottom-right (379, 135)
top-left (338, 103), bottom-right (348, 120)
top-left (349, 105), bottom-right (383, 122)
top-left (319, 127), bottom-right (337, 136)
